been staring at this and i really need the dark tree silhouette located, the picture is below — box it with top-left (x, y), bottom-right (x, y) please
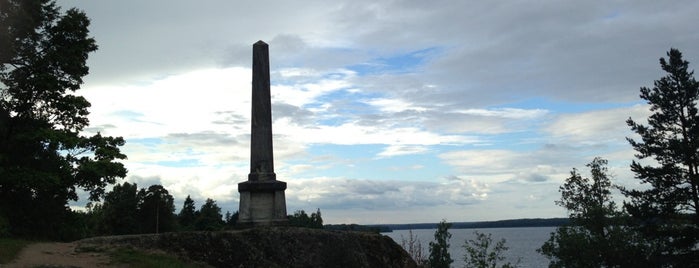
top-left (178, 195), bottom-right (197, 230)
top-left (0, 0), bottom-right (126, 239)
top-left (224, 210), bottom-right (239, 227)
top-left (623, 48), bottom-right (699, 266)
top-left (310, 208), bottom-right (323, 229)
top-left (100, 182), bottom-right (140, 235)
top-left (428, 219), bottom-right (453, 268)
top-left (138, 185), bottom-right (176, 234)
top-left (539, 158), bottom-right (647, 267)
top-left (288, 209), bottom-right (324, 229)
top-left (195, 198), bottom-right (223, 231)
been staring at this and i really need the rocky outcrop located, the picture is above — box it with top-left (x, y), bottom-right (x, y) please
top-left (77, 227), bottom-right (416, 268)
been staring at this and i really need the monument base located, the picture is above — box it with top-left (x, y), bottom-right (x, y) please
top-left (238, 180), bottom-right (288, 227)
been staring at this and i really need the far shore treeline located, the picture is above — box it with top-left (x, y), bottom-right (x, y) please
top-left (367, 218), bottom-right (569, 232)
top-left (327, 218), bottom-right (568, 233)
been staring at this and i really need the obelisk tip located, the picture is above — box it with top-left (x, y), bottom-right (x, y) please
top-left (254, 40), bottom-right (267, 46)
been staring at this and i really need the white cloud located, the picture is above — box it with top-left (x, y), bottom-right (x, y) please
top-left (272, 71), bottom-right (354, 107)
top-left (377, 145), bottom-right (429, 158)
top-left (544, 104), bottom-right (650, 144)
top-left (439, 148), bottom-right (584, 184)
top-left (366, 98), bottom-right (428, 113)
top-left (276, 119), bottom-right (478, 147)
top-left (454, 108), bottom-right (548, 119)
top-left (441, 150), bottom-right (521, 172)
top-left (421, 107), bottom-right (550, 134)
top-left (286, 176), bottom-right (490, 210)
top-left (81, 67), bottom-right (252, 138)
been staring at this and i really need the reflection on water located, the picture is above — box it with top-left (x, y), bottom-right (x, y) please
top-left (383, 226), bottom-right (555, 268)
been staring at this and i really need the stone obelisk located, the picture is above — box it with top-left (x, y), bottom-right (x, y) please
top-left (238, 41), bottom-right (288, 226)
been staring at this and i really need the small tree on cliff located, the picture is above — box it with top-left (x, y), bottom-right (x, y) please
top-left (539, 158), bottom-right (647, 267)
top-left (428, 219), bottom-right (453, 268)
top-left (464, 231), bottom-right (518, 268)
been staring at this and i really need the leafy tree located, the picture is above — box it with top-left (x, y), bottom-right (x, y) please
top-left (463, 231), bottom-right (518, 268)
top-left (100, 182), bottom-right (140, 235)
top-left (83, 202), bottom-right (105, 236)
top-left (178, 195), bottom-right (197, 230)
top-left (428, 219), bottom-right (453, 268)
top-left (539, 158), bottom-right (647, 267)
top-left (224, 211), bottom-right (238, 227)
top-left (138, 185), bottom-right (176, 234)
top-left (288, 210), bottom-right (311, 227)
top-left (287, 209), bottom-right (324, 229)
top-left (310, 208), bottom-right (323, 229)
top-left (558, 158), bottom-right (618, 238)
top-left (0, 0), bottom-right (126, 239)
top-left (623, 48), bottom-right (699, 266)
top-left (195, 198), bottom-right (223, 231)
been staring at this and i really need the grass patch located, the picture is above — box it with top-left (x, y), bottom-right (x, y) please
top-left (109, 248), bottom-right (207, 268)
top-left (0, 238), bottom-right (30, 264)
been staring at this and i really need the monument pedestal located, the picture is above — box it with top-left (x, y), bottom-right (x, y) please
top-left (238, 179), bottom-right (287, 226)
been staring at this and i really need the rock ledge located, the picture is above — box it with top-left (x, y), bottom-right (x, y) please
top-left (77, 227), bottom-right (416, 268)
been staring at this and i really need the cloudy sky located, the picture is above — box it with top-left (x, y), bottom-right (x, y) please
top-left (58, 0), bottom-right (699, 224)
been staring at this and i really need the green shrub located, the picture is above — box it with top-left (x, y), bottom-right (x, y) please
top-left (0, 238), bottom-right (30, 264)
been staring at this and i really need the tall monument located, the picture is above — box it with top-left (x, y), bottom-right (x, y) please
top-left (238, 41), bottom-right (288, 226)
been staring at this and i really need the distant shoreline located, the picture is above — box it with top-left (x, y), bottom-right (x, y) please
top-left (326, 218), bottom-right (569, 233)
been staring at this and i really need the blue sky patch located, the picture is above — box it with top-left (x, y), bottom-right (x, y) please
top-left (129, 137), bottom-right (164, 147)
top-left (110, 110), bottom-right (145, 119)
top-left (348, 47), bottom-right (441, 75)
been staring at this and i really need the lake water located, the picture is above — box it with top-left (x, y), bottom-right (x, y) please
top-left (383, 227), bottom-right (555, 268)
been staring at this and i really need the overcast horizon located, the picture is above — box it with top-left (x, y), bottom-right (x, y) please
top-left (57, 0), bottom-right (699, 224)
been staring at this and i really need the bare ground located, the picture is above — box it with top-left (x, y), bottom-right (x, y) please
top-left (2, 242), bottom-right (119, 268)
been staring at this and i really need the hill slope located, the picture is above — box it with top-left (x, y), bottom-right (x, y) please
top-left (77, 227), bottom-right (416, 268)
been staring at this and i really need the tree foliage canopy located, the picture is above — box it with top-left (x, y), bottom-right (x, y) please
top-left (624, 48), bottom-right (699, 266)
top-left (138, 185), bottom-right (176, 234)
top-left (556, 158), bottom-right (618, 233)
top-left (540, 158), bottom-right (647, 267)
top-left (428, 219), bottom-right (453, 268)
top-left (463, 231), bottom-right (518, 268)
top-left (0, 0), bottom-right (126, 239)
top-left (99, 182), bottom-right (139, 235)
top-left (195, 198), bottom-right (224, 231)
top-left (178, 195), bottom-right (197, 230)
top-left (288, 209), bottom-right (323, 229)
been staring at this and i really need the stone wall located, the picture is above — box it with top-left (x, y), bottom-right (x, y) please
top-left (77, 227), bottom-right (416, 268)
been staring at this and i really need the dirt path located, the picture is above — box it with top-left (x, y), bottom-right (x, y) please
top-left (2, 242), bottom-right (117, 268)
